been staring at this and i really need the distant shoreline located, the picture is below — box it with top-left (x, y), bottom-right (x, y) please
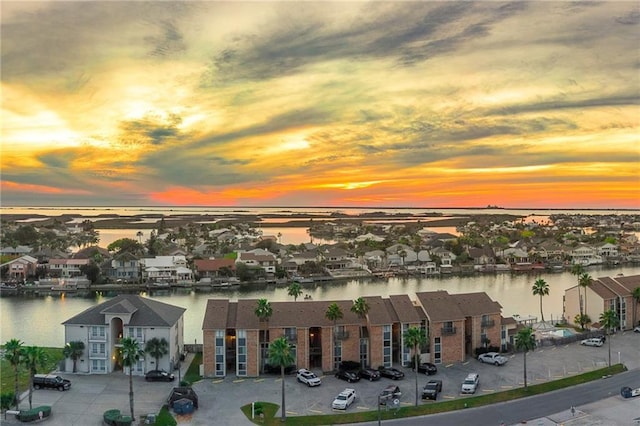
top-left (0, 211), bottom-right (526, 230)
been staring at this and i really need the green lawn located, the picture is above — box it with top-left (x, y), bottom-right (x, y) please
top-left (241, 364), bottom-right (626, 425)
top-left (1, 347), bottom-right (65, 396)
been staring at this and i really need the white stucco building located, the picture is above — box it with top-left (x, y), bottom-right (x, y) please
top-left (62, 294), bottom-right (186, 375)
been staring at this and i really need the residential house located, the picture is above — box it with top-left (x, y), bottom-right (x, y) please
top-left (193, 258), bottom-right (236, 280)
top-left (564, 274), bottom-right (640, 330)
top-left (1, 255), bottom-right (38, 281)
top-left (570, 244), bottom-right (603, 266)
top-left (62, 294), bottom-right (186, 375)
top-left (140, 255), bottom-right (192, 284)
top-left (235, 251), bottom-right (277, 274)
top-left (107, 252), bottom-right (140, 283)
top-left (0, 245), bottom-right (33, 257)
top-left (48, 258), bottom-right (90, 278)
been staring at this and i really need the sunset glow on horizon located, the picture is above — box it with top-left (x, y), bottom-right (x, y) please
top-left (1, 1), bottom-right (639, 208)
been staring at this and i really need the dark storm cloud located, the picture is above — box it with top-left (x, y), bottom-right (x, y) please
top-left (118, 114), bottom-right (185, 146)
top-left (487, 95), bottom-right (640, 116)
top-left (1, 1), bottom-right (195, 85)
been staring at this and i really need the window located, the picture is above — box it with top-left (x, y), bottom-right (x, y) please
top-left (434, 337), bottom-right (441, 364)
top-left (359, 338), bottom-right (369, 367)
top-left (128, 327), bottom-right (143, 340)
top-left (401, 324), bottom-right (411, 367)
top-left (214, 330), bottom-right (225, 377)
top-left (91, 343), bottom-right (106, 356)
top-left (91, 359), bottom-right (106, 372)
top-left (333, 340), bottom-right (342, 370)
top-left (382, 325), bottom-right (392, 367)
top-left (90, 326), bottom-right (105, 339)
top-left (237, 329), bottom-right (247, 376)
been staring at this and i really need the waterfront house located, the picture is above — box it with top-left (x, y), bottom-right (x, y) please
top-left (564, 274), bottom-right (640, 330)
top-left (570, 244), bottom-right (603, 266)
top-left (236, 250), bottom-right (277, 274)
top-left (48, 258), bottom-right (91, 278)
top-left (62, 294), bottom-right (185, 375)
top-left (107, 252), bottom-right (140, 283)
top-left (201, 291), bottom-right (504, 378)
top-left (0, 245), bottom-right (33, 257)
top-left (193, 258), bottom-right (236, 280)
top-left (140, 255), bottom-right (191, 284)
top-left (1, 255), bottom-right (38, 281)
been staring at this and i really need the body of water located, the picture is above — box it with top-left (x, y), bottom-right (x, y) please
top-left (2, 265), bottom-right (639, 348)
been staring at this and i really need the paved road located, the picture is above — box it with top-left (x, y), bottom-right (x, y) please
top-left (360, 369), bottom-right (640, 426)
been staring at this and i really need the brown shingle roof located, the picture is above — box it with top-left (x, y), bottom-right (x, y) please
top-left (589, 279), bottom-right (618, 300)
top-left (613, 274), bottom-right (640, 293)
top-left (363, 296), bottom-right (393, 325)
top-left (194, 258), bottom-right (235, 272)
top-left (389, 294), bottom-right (421, 323)
top-left (415, 291), bottom-right (465, 322)
top-left (451, 292), bottom-right (502, 316)
top-left (202, 299), bottom-right (230, 330)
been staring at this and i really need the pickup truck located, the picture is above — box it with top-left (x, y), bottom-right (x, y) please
top-left (421, 379), bottom-right (443, 400)
top-left (33, 374), bottom-right (71, 391)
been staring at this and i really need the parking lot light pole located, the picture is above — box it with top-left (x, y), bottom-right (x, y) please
top-left (378, 395), bottom-right (381, 426)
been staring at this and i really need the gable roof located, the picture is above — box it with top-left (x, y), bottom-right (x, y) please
top-left (415, 290), bottom-right (466, 322)
top-left (389, 294), bottom-right (421, 323)
top-left (62, 294), bottom-right (185, 327)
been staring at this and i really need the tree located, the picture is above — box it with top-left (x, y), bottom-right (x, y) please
top-left (145, 337), bottom-right (169, 370)
top-left (22, 346), bottom-right (47, 409)
top-left (325, 303), bottom-right (343, 369)
top-left (287, 282), bottom-right (303, 302)
top-left (514, 327), bottom-right (536, 390)
top-left (571, 264), bottom-right (585, 318)
top-left (632, 286), bottom-right (640, 328)
top-left (350, 297), bottom-right (369, 320)
top-left (63, 341), bottom-right (85, 373)
top-left (3, 339), bottom-right (24, 409)
top-left (574, 313), bottom-right (591, 331)
top-left (255, 299), bottom-right (273, 372)
top-left (403, 326), bottom-right (427, 406)
top-left (599, 310), bottom-right (619, 368)
top-left (268, 337), bottom-right (295, 422)
top-left (121, 337), bottom-right (144, 421)
top-left (579, 273), bottom-right (592, 316)
top-left (531, 278), bottom-right (550, 324)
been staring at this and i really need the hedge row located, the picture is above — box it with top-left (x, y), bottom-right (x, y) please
top-left (17, 406), bottom-right (51, 422)
top-left (103, 409), bottom-right (132, 426)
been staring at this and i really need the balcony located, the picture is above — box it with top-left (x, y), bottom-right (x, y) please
top-left (334, 331), bottom-right (350, 340)
top-left (441, 326), bottom-right (457, 336)
top-left (481, 319), bottom-right (495, 328)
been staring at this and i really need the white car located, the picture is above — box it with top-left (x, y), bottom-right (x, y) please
top-left (633, 326), bottom-right (640, 333)
top-left (478, 352), bottom-right (508, 366)
top-left (580, 337), bottom-right (604, 347)
top-left (332, 388), bottom-right (356, 409)
top-left (296, 368), bottom-right (322, 387)
top-left (461, 373), bottom-right (480, 394)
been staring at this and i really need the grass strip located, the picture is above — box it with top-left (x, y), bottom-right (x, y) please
top-left (241, 364), bottom-right (626, 425)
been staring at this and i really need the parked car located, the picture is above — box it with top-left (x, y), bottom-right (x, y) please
top-left (331, 388), bottom-right (357, 410)
top-left (167, 386), bottom-right (199, 409)
top-left (461, 373), bottom-right (480, 394)
top-left (421, 379), bottom-right (443, 400)
top-left (580, 337), bottom-right (604, 347)
top-left (33, 374), bottom-right (71, 391)
top-left (378, 366), bottom-right (405, 380)
top-left (633, 326), bottom-right (640, 333)
top-left (145, 369), bottom-right (175, 382)
top-left (359, 368), bottom-right (381, 381)
top-left (477, 352), bottom-right (508, 366)
top-left (620, 386), bottom-right (640, 398)
top-left (263, 364), bottom-right (297, 375)
top-left (379, 385), bottom-right (402, 404)
top-left (335, 370), bottom-right (360, 383)
top-left (414, 362), bottom-right (438, 375)
top-left (296, 368), bottom-right (322, 387)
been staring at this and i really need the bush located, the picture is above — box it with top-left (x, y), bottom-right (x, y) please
top-left (155, 406), bottom-right (177, 426)
top-left (1, 392), bottom-right (15, 410)
top-left (16, 406), bottom-right (51, 422)
top-left (103, 409), bottom-right (132, 426)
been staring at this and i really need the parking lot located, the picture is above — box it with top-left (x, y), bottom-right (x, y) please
top-left (5, 331), bottom-right (639, 426)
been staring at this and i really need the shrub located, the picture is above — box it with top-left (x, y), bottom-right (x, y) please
top-left (103, 409), bottom-right (132, 426)
top-left (155, 405), bottom-right (177, 426)
top-left (16, 406), bottom-right (51, 422)
top-left (1, 392), bottom-right (15, 410)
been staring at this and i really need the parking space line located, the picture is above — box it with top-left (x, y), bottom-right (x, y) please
top-left (357, 406), bottom-right (369, 410)
top-left (445, 364), bottom-right (454, 368)
top-left (286, 411), bottom-right (298, 415)
top-left (500, 385), bottom-right (513, 389)
top-left (482, 389), bottom-right (494, 392)
top-left (254, 378), bottom-right (264, 383)
top-left (462, 361), bottom-right (469, 365)
top-left (443, 395), bottom-right (456, 399)
top-left (309, 409), bottom-right (323, 414)
top-left (212, 379), bottom-right (223, 384)
top-left (233, 379), bottom-right (245, 383)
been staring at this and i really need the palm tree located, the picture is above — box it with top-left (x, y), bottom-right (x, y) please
top-left (287, 282), bottom-right (303, 302)
top-left (144, 337), bottom-right (169, 370)
top-left (350, 297), bottom-right (369, 320)
top-left (632, 286), bottom-right (640, 328)
top-left (268, 337), bottom-right (295, 422)
top-left (579, 273), bottom-right (592, 317)
top-left (571, 264), bottom-right (585, 318)
top-left (121, 337), bottom-right (144, 421)
top-left (325, 303), bottom-right (343, 369)
top-left (514, 327), bottom-right (536, 390)
top-left (22, 346), bottom-right (47, 409)
top-left (255, 299), bottom-right (273, 372)
top-left (599, 309), bottom-right (619, 368)
top-left (3, 339), bottom-right (24, 409)
top-left (403, 326), bottom-right (427, 406)
top-left (63, 341), bottom-right (85, 373)
top-left (531, 278), bottom-right (550, 324)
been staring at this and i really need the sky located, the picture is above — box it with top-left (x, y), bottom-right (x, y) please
top-left (1, 1), bottom-right (639, 209)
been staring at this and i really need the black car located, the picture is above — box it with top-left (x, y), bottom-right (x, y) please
top-left (335, 370), bottom-right (360, 383)
top-left (379, 385), bottom-right (402, 404)
top-left (421, 379), bottom-right (443, 400)
top-left (359, 368), bottom-right (381, 381)
top-left (415, 362), bottom-right (438, 375)
top-left (33, 374), bottom-right (71, 391)
top-left (263, 364), bottom-right (297, 375)
top-left (145, 369), bottom-right (175, 382)
top-left (167, 386), bottom-right (199, 409)
top-left (378, 366), bottom-right (405, 380)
